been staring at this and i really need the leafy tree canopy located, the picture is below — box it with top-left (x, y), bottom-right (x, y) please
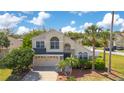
top-left (65, 32), bottom-right (83, 40)
top-left (22, 29), bottom-right (46, 48)
top-left (0, 32), bottom-right (10, 48)
top-left (0, 47), bottom-right (34, 74)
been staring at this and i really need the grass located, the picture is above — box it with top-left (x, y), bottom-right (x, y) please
top-left (0, 69), bottom-right (12, 81)
top-left (99, 53), bottom-right (124, 74)
top-left (96, 47), bottom-right (103, 50)
top-left (117, 50), bottom-right (124, 53)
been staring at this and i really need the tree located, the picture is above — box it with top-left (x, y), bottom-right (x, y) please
top-left (0, 32), bottom-right (10, 53)
top-left (0, 47), bottom-right (34, 74)
top-left (84, 25), bottom-right (100, 71)
top-left (22, 30), bottom-right (45, 48)
top-left (99, 30), bottom-right (110, 64)
top-left (65, 32), bottom-right (83, 40)
top-left (108, 11), bottom-right (114, 73)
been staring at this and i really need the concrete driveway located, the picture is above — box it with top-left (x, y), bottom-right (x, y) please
top-left (22, 66), bottom-right (58, 81)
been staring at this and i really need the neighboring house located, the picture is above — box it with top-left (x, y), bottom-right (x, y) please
top-left (32, 30), bottom-right (92, 67)
top-left (0, 37), bottom-right (23, 58)
top-left (114, 32), bottom-right (124, 47)
top-left (8, 37), bottom-right (23, 51)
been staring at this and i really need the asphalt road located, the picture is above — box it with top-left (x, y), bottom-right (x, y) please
top-left (87, 47), bottom-right (124, 56)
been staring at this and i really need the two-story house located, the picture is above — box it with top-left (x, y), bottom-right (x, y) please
top-left (32, 30), bottom-right (92, 67)
top-left (0, 36), bottom-right (23, 58)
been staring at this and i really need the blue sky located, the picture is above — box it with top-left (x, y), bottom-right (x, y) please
top-left (0, 11), bottom-right (124, 34)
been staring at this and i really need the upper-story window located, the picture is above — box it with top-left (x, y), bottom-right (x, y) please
top-left (36, 41), bottom-right (44, 48)
top-left (50, 37), bottom-right (59, 49)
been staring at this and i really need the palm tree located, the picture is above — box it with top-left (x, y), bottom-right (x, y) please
top-left (85, 25), bottom-right (100, 71)
top-left (108, 11), bottom-right (114, 73)
top-left (99, 30), bottom-right (110, 64)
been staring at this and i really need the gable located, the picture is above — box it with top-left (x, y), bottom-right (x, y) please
top-left (32, 30), bottom-right (64, 41)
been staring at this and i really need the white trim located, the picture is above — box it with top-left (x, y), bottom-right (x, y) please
top-left (34, 54), bottom-right (63, 56)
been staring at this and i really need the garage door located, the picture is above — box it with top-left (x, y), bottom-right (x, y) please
top-left (33, 55), bottom-right (61, 66)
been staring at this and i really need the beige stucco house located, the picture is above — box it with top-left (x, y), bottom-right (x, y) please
top-left (8, 37), bottom-right (23, 51)
top-left (32, 30), bottom-right (92, 67)
top-left (0, 37), bottom-right (23, 58)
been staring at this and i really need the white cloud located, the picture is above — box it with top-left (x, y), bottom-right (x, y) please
top-left (80, 22), bottom-right (93, 29)
top-left (61, 25), bottom-right (76, 33)
top-left (83, 22), bottom-right (93, 29)
top-left (70, 20), bottom-right (75, 25)
top-left (120, 23), bottom-right (124, 32)
top-left (120, 28), bottom-right (124, 32)
top-left (21, 11), bottom-right (33, 14)
top-left (16, 26), bottom-right (30, 35)
top-left (30, 12), bottom-right (50, 25)
top-left (97, 13), bottom-right (124, 28)
top-left (0, 13), bottom-right (24, 29)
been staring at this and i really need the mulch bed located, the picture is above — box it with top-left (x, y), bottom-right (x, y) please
top-left (57, 69), bottom-right (124, 81)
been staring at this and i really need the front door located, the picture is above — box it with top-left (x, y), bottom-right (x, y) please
top-left (64, 53), bottom-right (71, 59)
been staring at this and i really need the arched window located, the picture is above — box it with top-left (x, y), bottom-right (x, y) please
top-left (50, 37), bottom-right (59, 49)
top-left (78, 52), bottom-right (83, 59)
top-left (83, 52), bottom-right (88, 59)
top-left (64, 43), bottom-right (71, 50)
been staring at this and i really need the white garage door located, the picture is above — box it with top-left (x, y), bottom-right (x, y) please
top-left (33, 55), bottom-right (61, 66)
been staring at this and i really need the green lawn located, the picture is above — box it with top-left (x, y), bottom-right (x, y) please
top-left (0, 69), bottom-right (12, 81)
top-left (117, 50), bottom-right (124, 53)
top-left (96, 47), bottom-right (103, 50)
top-left (99, 53), bottom-right (124, 74)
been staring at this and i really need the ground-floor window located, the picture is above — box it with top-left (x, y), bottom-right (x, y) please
top-left (78, 52), bottom-right (88, 60)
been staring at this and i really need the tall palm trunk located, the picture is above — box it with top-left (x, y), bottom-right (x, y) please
top-left (108, 11), bottom-right (114, 73)
top-left (92, 40), bottom-right (95, 71)
top-left (0, 46), bottom-right (1, 59)
top-left (103, 46), bottom-right (106, 62)
top-left (103, 46), bottom-right (106, 66)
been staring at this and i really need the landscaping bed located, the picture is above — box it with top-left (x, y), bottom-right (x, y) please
top-left (57, 69), bottom-right (124, 81)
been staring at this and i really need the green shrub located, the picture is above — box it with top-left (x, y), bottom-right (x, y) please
top-left (65, 57), bottom-right (80, 68)
top-left (80, 57), bottom-right (105, 70)
top-left (57, 60), bottom-right (68, 70)
top-left (95, 58), bottom-right (105, 70)
top-left (0, 47), bottom-right (34, 74)
top-left (84, 61), bottom-right (92, 69)
top-left (57, 57), bottom-right (105, 71)
top-left (79, 59), bottom-right (92, 69)
top-left (57, 57), bottom-right (80, 70)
